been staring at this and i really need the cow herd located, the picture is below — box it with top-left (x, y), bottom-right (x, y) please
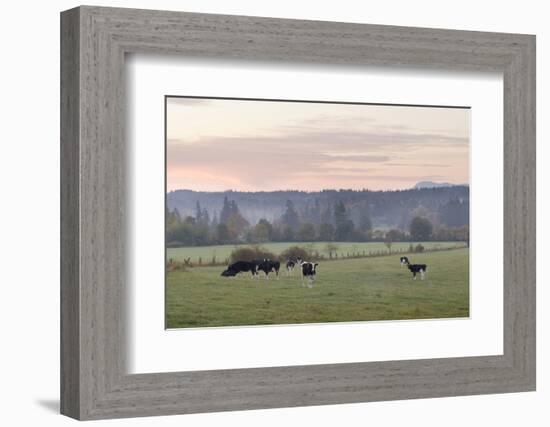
top-left (220, 255), bottom-right (427, 286)
top-left (221, 257), bottom-right (318, 286)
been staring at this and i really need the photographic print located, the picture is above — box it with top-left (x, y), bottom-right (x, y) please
top-left (166, 96), bottom-right (470, 329)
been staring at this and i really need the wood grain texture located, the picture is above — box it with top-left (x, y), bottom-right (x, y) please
top-left (60, 7), bottom-right (80, 419)
top-left (60, 6), bottom-right (536, 420)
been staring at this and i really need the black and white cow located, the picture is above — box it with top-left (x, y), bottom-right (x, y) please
top-left (285, 257), bottom-right (303, 275)
top-left (399, 256), bottom-right (427, 280)
top-left (301, 261), bottom-right (319, 287)
top-left (257, 259), bottom-right (281, 279)
top-left (221, 261), bottom-right (258, 278)
top-left (250, 259), bottom-right (264, 278)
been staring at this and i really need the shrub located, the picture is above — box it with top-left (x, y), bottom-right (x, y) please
top-left (385, 228), bottom-right (407, 242)
top-left (229, 245), bottom-right (277, 263)
top-left (166, 259), bottom-right (188, 272)
top-left (279, 245), bottom-right (313, 262)
top-left (414, 243), bottom-right (425, 253)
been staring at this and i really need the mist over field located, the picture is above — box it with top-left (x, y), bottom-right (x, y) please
top-left (167, 184), bottom-right (469, 234)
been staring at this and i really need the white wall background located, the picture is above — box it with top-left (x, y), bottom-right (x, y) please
top-left (0, 0), bottom-right (546, 425)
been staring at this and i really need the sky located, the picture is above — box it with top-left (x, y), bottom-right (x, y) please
top-left (166, 97), bottom-right (469, 192)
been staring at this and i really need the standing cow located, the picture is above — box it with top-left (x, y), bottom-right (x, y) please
top-left (257, 259), bottom-right (280, 279)
top-left (301, 261), bottom-right (319, 287)
top-left (399, 256), bottom-right (428, 280)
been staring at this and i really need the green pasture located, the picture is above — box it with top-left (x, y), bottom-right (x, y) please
top-left (167, 241), bottom-right (466, 265)
top-left (166, 248), bottom-right (469, 328)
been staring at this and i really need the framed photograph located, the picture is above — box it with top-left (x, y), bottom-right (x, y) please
top-left (164, 96), bottom-right (470, 329)
top-left (61, 6), bottom-right (536, 420)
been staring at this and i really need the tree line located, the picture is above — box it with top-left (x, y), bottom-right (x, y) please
top-left (168, 186), bottom-right (469, 230)
top-left (166, 196), bottom-right (469, 247)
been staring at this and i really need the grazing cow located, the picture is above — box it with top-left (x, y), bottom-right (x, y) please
top-left (399, 256), bottom-right (427, 280)
top-left (285, 257), bottom-right (303, 275)
top-left (257, 259), bottom-right (280, 279)
top-left (301, 261), bottom-right (319, 287)
top-left (221, 261), bottom-right (258, 278)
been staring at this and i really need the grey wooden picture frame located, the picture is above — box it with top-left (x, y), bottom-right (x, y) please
top-left (60, 5), bottom-right (536, 421)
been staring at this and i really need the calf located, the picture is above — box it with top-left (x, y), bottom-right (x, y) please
top-left (301, 261), bottom-right (319, 287)
top-left (221, 261), bottom-right (258, 278)
top-left (257, 259), bottom-right (280, 279)
top-left (399, 256), bottom-right (427, 280)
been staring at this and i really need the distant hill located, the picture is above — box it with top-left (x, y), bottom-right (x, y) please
top-left (414, 181), bottom-right (458, 189)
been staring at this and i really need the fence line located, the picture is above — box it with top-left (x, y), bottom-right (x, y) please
top-left (167, 243), bottom-right (468, 270)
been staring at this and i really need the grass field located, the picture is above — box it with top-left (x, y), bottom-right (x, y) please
top-left (166, 247), bottom-right (469, 329)
top-left (167, 241), bottom-right (466, 264)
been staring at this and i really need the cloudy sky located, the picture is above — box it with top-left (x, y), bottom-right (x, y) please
top-left (166, 97), bottom-right (469, 192)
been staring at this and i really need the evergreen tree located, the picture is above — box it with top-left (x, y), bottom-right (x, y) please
top-left (320, 204), bottom-right (333, 225)
top-left (334, 201), bottom-right (355, 241)
top-left (211, 210), bottom-right (219, 228)
top-left (201, 207), bottom-right (210, 225)
top-left (195, 201), bottom-right (203, 222)
top-left (358, 205), bottom-right (372, 232)
top-left (219, 196), bottom-right (231, 224)
top-left (312, 198), bottom-right (321, 225)
top-left (281, 200), bottom-right (300, 231)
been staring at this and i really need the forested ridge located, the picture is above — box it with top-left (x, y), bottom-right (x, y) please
top-left (166, 185), bottom-right (469, 247)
